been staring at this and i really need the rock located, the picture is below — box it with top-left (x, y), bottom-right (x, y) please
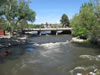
top-left (89, 72), bottom-right (94, 75)
top-left (0, 37), bottom-right (27, 48)
top-left (77, 73), bottom-right (82, 75)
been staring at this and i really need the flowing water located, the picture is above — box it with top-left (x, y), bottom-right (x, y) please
top-left (0, 35), bottom-right (100, 75)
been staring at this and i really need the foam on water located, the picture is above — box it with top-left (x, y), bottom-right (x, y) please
top-left (34, 40), bottom-right (70, 48)
top-left (20, 63), bottom-right (27, 69)
top-left (69, 55), bottom-right (100, 74)
top-left (70, 65), bottom-right (97, 75)
top-left (34, 40), bottom-right (70, 57)
top-left (80, 55), bottom-right (100, 61)
top-left (39, 47), bottom-right (62, 57)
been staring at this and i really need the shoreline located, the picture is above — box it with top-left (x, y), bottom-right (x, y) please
top-left (71, 37), bottom-right (86, 43)
top-left (0, 35), bottom-right (99, 49)
top-left (0, 36), bottom-right (89, 49)
top-left (0, 36), bottom-right (27, 49)
top-left (72, 37), bottom-right (100, 46)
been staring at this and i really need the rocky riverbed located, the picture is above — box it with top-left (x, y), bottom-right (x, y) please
top-left (0, 36), bottom-right (27, 49)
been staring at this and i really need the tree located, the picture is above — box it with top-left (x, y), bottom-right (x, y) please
top-left (71, 2), bottom-right (100, 41)
top-left (0, 17), bottom-right (11, 31)
top-left (60, 14), bottom-right (70, 27)
top-left (16, 0), bottom-right (36, 32)
top-left (92, 0), bottom-right (100, 21)
top-left (90, 0), bottom-right (100, 43)
top-left (0, 0), bottom-right (6, 7)
top-left (0, 17), bottom-right (5, 29)
top-left (0, 0), bottom-right (36, 36)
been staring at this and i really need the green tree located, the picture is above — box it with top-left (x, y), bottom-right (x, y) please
top-left (0, 0), bottom-right (6, 7)
top-left (0, 0), bottom-right (36, 35)
top-left (0, 17), bottom-right (11, 31)
top-left (0, 17), bottom-right (5, 29)
top-left (71, 2), bottom-right (100, 41)
top-left (60, 14), bottom-right (70, 27)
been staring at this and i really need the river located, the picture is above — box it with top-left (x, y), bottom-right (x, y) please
top-left (0, 35), bottom-right (100, 75)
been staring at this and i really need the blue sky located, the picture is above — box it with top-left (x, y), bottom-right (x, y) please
top-left (29, 0), bottom-right (89, 24)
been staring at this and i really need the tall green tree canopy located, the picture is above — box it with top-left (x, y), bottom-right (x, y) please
top-left (0, 0), bottom-right (6, 6)
top-left (0, 0), bottom-right (36, 32)
top-left (60, 14), bottom-right (70, 27)
top-left (71, 1), bottom-right (100, 42)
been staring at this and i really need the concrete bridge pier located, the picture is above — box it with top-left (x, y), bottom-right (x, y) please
top-left (51, 31), bottom-right (58, 35)
top-left (37, 31), bottom-right (41, 36)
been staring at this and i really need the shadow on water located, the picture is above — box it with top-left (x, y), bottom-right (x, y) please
top-left (0, 43), bottom-right (36, 64)
top-left (72, 42), bottom-right (100, 54)
top-left (0, 46), bottom-right (22, 64)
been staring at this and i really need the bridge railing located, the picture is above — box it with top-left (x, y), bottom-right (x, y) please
top-left (23, 28), bottom-right (72, 31)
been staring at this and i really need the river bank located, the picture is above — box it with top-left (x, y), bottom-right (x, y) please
top-left (0, 35), bottom-right (27, 49)
top-left (0, 35), bottom-right (99, 49)
top-left (72, 37), bottom-right (100, 46)
top-left (72, 37), bottom-right (86, 43)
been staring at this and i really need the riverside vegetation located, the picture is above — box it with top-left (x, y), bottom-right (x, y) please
top-left (0, 0), bottom-right (100, 46)
top-left (0, 0), bottom-right (36, 48)
top-left (0, 0), bottom-right (36, 36)
top-left (70, 0), bottom-right (100, 44)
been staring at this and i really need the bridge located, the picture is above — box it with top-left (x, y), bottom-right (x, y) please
top-left (23, 28), bottom-right (72, 35)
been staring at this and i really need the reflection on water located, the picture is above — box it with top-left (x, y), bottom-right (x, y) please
top-left (0, 35), bottom-right (100, 75)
